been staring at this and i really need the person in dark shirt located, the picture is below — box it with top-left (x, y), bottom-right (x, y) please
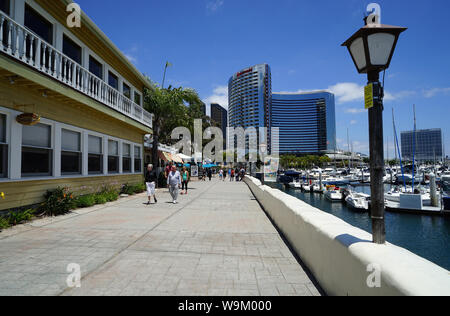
top-left (145, 164), bottom-right (158, 205)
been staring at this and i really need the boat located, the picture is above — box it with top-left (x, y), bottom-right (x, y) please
top-left (385, 187), bottom-right (432, 206)
top-left (345, 191), bottom-right (370, 212)
top-left (324, 186), bottom-right (343, 202)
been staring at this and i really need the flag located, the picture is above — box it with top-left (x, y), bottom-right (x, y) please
top-left (166, 61), bottom-right (173, 68)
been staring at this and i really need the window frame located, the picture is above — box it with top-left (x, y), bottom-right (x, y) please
top-left (108, 71), bottom-right (119, 90)
top-left (0, 112), bottom-right (8, 178)
top-left (21, 122), bottom-right (53, 178)
top-left (61, 128), bottom-right (82, 175)
top-left (134, 145), bottom-right (142, 173)
top-left (134, 91), bottom-right (141, 106)
top-left (122, 143), bottom-right (131, 173)
top-left (123, 83), bottom-right (131, 100)
top-left (108, 139), bottom-right (119, 174)
top-left (88, 134), bottom-right (103, 175)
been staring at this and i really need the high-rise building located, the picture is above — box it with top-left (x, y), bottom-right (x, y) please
top-left (271, 92), bottom-right (336, 154)
top-left (401, 129), bottom-right (443, 162)
top-left (228, 64), bottom-right (272, 150)
top-left (210, 103), bottom-right (228, 149)
top-left (200, 102), bottom-right (206, 116)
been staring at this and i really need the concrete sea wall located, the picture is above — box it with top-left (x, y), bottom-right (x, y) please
top-left (244, 176), bottom-right (450, 296)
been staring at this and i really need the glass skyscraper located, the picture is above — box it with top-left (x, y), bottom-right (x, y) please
top-left (271, 92), bottom-right (336, 154)
top-left (228, 64), bottom-right (272, 151)
top-left (210, 103), bottom-right (228, 150)
top-left (401, 129), bottom-right (443, 161)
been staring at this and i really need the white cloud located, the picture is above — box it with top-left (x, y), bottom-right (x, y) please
top-left (124, 54), bottom-right (138, 64)
top-left (345, 108), bottom-right (365, 114)
top-left (206, 0), bottom-right (224, 13)
top-left (423, 87), bottom-right (450, 98)
top-left (204, 85), bottom-right (228, 114)
top-left (280, 82), bottom-right (415, 105)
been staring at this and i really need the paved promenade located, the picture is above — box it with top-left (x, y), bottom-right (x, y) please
top-left (0, 178), bottom-right (321, 296)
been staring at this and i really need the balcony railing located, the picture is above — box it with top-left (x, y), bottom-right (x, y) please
top-left (0, 11), bottom-right (153, 129)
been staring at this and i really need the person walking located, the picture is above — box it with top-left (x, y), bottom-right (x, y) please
top-left (231, 168), bottom-right (235, 182)
top-left (235, 168), bottom-right (240, 182)
top-left (168, 165), bottom-right (182, 204)
top-left (145, 164), bottom-right (158, 205)
top-left (219, 169), bottom-right (224, 181)
top-left (207, 168), bottom-right (212, 181)
top-left (181, 166), bottom-right (190, 195)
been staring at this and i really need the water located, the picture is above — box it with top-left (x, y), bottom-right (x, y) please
top-left (269, 183), bottom-right (450, 271)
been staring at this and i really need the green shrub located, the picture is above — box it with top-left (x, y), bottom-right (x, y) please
top-left (104, 191), bottom-right (119, 202)
top-left (42, 187), bottom-right (75, 216)
top-left (75, 194), bottom-right (96, 208)
top-left (7, 209), bottom-right (34, 225)
top-left (133, 183), bottom-right (146, 194)
top-left (94, 194), bottom-right (108, 205)
top-left (121, 183), bottom-right (135, 195)
top-left (0, 216), bottom-right (10, 230)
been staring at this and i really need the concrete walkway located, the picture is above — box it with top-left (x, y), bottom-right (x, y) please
top-left (0, 179), bottom-right (321, 296)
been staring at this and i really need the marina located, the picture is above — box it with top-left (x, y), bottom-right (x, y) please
top-left (269, 180), bottom-right (450, 271)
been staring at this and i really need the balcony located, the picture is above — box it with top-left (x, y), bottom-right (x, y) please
top-left (0, 11), bottom-right (153, 129)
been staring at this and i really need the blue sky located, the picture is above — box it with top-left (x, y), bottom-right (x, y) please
top-left (77, 0), bottom-right (450, 156)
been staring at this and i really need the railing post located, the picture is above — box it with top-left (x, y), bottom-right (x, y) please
top-left (34, 37), bottom-right (41, 69)
top-left (6, 20), bottom-right (12, 54)
top-left (0, 16), bottom-right (4, 50)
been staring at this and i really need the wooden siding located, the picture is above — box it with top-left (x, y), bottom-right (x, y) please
top-left (0, 65), bottom-right (147, 143)
top-left (0, 174), bottom-right (144, 211)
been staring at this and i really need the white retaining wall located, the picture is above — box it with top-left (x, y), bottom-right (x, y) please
top-left (244, 176), bottom-right (450, 296)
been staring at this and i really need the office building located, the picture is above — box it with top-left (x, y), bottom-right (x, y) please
top-left (210, 103), bottom-right (227, 149)
top-left (271, 92), bottom-right (336, 155)
top-left (228, 64), bottom-right (272, 151)
top-left (401, 129), bottom-right (443, 161)
top-left (0, 0), bottom-right (153, 210)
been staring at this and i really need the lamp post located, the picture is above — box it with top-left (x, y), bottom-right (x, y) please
top-left (342, 16), bottom-right (406, 244)
top-left (260, 142), bottom-right (267, 185)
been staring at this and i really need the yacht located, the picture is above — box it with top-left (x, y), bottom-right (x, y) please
top-left (324, 186), bottom-right (343, 202)
top-left (345, 191), bottom-right (370, 212)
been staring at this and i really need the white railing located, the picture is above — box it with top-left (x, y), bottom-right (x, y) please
top-left (0, 11), bottom-right (153, 129)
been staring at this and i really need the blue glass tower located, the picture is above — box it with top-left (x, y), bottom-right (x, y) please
top-left (270, 92), bottom-right (336, 154)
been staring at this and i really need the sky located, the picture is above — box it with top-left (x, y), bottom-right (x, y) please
top-left (76, 0), bottom-right (450, 156)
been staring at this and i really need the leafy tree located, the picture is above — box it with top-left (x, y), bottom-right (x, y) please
top-left (143, 84), bottom-right (203, 167)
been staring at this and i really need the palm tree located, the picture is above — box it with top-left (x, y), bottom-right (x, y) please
top-left (143, 85), bottom-right (203, 168)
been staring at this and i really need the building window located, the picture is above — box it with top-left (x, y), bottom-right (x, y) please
top-left (134, 146), bottom-right (142, 173)
top-left (123, 83), bottom-right (131, 99)
top-left (89, 56), bottom-right (103, 79)
top-left (61, 129), bottom-right (81, 175)
top-left (88, 135), bottom-right (103, 174)
top-left (108, 72), bottom-right (118, 90)
top-left (24, 4), bottom-right (53, 44)
top-left (63, 35), bottom-right (82, 65)
top-left (134, 92), bottom-right (141, 106)
top-left (0, 114), bottom-right (7, 178)
top-left (108, 140), bottom-right (119, 173)
top-left (22, 123), bottom-right (52, 177)
top-left (122, 143), bottom-right (131, 173)
top-left (0, 0), bottom-right (10, 15)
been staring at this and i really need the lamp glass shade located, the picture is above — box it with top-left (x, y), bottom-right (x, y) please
top-left (349, 37), bottom-right (366, 71)
top-left (368, 33), bottom-right (396, 66)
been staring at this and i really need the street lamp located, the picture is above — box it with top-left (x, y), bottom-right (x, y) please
top-left (260, 142), bottom-right (267, 185)
top-left (342, 17), bottom-right (406, 244)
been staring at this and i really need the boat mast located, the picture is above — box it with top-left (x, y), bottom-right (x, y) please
top-left (412, 104), bottom-right (417, 192)
top-left (347, 128), bottom-right (351, 169)
top-left (393, 108), bottom-right (407, 190)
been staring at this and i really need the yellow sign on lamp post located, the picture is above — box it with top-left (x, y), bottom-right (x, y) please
top-left (365, 83), bottom-right (374, 109)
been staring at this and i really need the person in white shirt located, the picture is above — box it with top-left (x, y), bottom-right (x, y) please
top-left (167, 165), bottom-right (182, 204)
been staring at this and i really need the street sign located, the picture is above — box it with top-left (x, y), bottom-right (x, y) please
top-left (365, 83), bottom-right (374, 109)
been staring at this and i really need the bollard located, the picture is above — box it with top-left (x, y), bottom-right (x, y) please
top-left (319, 171), bottom-right (323, 191)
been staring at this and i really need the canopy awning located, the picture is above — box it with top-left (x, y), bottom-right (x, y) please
top-left (158, 151), bottom-right (172, 162)
top-left (172, 154), bottom-right (184, 164)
